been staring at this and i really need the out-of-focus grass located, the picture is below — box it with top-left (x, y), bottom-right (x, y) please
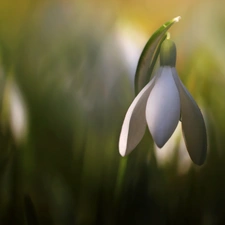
top-left (0, 0), bottom-right (225, 225)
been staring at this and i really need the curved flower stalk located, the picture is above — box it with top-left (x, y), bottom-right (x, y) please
top-left (119, 39), bottom-right (207, 165)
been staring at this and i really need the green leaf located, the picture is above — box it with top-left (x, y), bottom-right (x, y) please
top-left (134, 16), bottom-right (181, 95)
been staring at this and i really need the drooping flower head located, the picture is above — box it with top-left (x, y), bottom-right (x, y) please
top-left (119, 39), bottom-right (207, 165)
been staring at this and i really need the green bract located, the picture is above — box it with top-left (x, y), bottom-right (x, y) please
top-left (135, 16), bottom-right (181, 95)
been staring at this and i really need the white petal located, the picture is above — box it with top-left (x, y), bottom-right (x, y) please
top-left (119, 76), bottom-right (156, 156)
top-left (146, 67), bottom-right (180, 148)
top-left (172, 68), bottom-right (207, 165)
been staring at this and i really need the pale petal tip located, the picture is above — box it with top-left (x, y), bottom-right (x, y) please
top-left (190, 154), bottom-right (206, 166)
top-left (190, 143), bottom-right (207, 166)
top-left (153, 134), bottom-right (169, 149)
top-left (119, 137), bottom-right (126, 157)
top-left (119, 145), bottom-right (126, 157)
top-left (119, 135), bottom-right (133, 157)
top-left (155, 141), bottom-right (165, 149)
top-left (119, 152), bottom-right (126, 157)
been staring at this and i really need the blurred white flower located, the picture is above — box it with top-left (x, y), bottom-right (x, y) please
top-left (9, 81), bottom-right (28, 145)
top-left (2, 77), bottom-right (28, 146)
top-left (119, 39), bottom-right (207, 165)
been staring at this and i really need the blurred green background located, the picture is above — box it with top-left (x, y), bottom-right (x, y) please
top-left (0, 0), bottom-right (225, 224)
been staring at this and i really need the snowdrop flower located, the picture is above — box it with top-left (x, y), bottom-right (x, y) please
top-left (119, 39), bottom-right (207, 165)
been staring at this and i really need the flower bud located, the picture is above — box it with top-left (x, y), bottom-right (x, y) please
top-left (160, 39), bottom-right (176, 67)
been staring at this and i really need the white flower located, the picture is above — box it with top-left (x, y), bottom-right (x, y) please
top-left (119, 39), bottom-right (207, 165)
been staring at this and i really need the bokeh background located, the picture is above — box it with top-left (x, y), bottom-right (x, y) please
top-left (0, 0), bottom-right (225, 224)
